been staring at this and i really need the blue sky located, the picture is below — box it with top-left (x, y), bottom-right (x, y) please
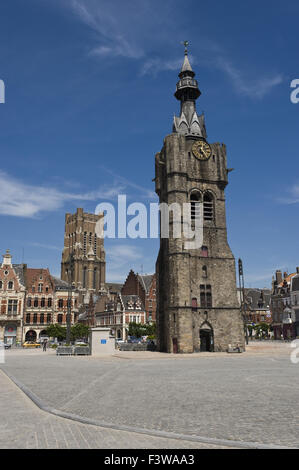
top-left (0, 0), bottom-right (298, 286)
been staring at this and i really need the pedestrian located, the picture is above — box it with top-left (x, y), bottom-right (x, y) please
top-left (43, 339), bottom-right (47, 352)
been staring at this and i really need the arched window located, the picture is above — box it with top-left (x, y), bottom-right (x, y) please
top-left (201, 246), bottom-right (208, 257)
top-left (8, 281), bottom-right (13, 290)
top-left (27, 297), bottom-right (32, 307)
top-left (47, 314), bottom-right (51, 324)
top-left (41, 298), bottom-right (45, 308)
top-left (34, 298), bottom-right (39, 308)
top-left (0, 281), bottom-right (2, 289)
top-left (202, 266), bottom-right (207, 278)
top-left (203, 192), bottom-right (214, 221)
top-left (93, 268), bottom-right (97, 289)
top-left (48, 298), bottom-right (52, 308)
top-left (191, 298), bottom-right (198, 311)
top-left (83, 232), bottom-right (87, 256)
top-left (26, 314), bottom-right (31, 324)
top-left (83, 267), bottom-right (87, 288)
top-left (94, 234), bottom-right (97, 254)
top-left (40, 314), bottom-right (44, 324)
top-left (200, 285), bottom-right (212, 308)
top-left (190, 191), bottom-right (201, 221)
top-left (57, 314), bottom-right (63, 323)
top-left (58, 299), bottom-right (64, 309)
top-left (33, 313), bottom-right (37, 323)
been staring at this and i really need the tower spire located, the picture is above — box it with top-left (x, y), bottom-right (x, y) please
top-left (173, 43), bottom-right (207, 139)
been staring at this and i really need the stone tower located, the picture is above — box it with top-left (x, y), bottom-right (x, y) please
top-left (61, 208), bottom-right (106, 302)
top-left (155, 48), bottom-right (245, 353)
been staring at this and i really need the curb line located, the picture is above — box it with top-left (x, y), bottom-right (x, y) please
top-left (0, 368), bottom-right (295, 450)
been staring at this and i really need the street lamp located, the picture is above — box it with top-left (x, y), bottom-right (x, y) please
top-left (238, 258), bottom-right (249, 345)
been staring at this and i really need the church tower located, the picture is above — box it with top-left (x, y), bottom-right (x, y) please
top-left (61, 208), bottom-right (106, 303)
top-left (155, 45), bottom-right (245, 353)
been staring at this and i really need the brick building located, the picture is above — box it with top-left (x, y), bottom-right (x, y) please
top-left (121, 270), bottom-right (156, 323)
top-left (271, 270), bottom-right (297, 340)
top-left (24, 269), bottom-right (79, 342)
top-left (94, 292), bottom-right (146, 340)
top-left (237, 288), bottom-right (272, 324)
top-left (0, 250), bottom-right (26, 345)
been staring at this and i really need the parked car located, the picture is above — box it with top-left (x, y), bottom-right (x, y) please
top-left (22, 341), bottom-right (41, 348)
top-left (128, 337), bottom-right (141, 344)
top-left (0, 341), bottom-right (11, 350)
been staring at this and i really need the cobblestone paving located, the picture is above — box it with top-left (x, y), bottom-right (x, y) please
top-left (1, 342), bottom-right (298, 448)
top-left (0, 370), bottom-right (234, 449)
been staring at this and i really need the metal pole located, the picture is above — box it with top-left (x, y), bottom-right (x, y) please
top-left (66, 252), bottom-right (74, 344)
top-left (238, 258), bottom-right (248, 345)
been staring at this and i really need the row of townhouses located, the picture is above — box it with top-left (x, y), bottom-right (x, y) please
top-left (0, 247), bottom-right (157, 345)
top-left (0, 250), bottom-right (79, 345)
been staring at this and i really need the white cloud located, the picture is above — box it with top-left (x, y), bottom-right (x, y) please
top-left (68, 0), bottom-right (144, 59)
top-left (215, 57), bottom-right (283, 99)
top-left (29, 243), bottom-right (62, 252)
top-left (0, 170), bottom-right (123, 218)
top-left (277, 183), bottom-right (299, 204)
top-left (140, 57), bottom-right (184, 77)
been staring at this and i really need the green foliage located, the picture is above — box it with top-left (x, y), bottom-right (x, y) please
top-left (46, 323), bottom-right (89, 342)
top-left (254, 322), bottom-right (270, 338)
top-left (45, 324), bottom-right (66, 341)
top-left (70, 323), bottom-right (89, 341)
top-left (128, 322), bottom-right (156, 339)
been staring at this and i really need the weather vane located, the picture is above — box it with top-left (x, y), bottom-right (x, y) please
top-left (181, 40), bottom-right (190, 54)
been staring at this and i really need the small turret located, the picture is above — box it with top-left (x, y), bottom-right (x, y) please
top-left (173, 42), bottom-right (206, 139)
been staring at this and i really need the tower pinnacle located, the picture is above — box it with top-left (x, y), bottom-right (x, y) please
top-left (173, 44), bottom-right (206, 139)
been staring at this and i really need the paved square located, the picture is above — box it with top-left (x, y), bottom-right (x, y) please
top-left (0, 342), bottom-right (298, 448)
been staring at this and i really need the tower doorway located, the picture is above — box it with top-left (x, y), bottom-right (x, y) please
top-left (199, 324), bottom-right (214, 352)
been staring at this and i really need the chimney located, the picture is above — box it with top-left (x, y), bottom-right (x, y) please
top-left (275, 270), bottom-right (282, 284)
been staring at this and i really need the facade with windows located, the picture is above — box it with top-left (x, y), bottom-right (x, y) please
top-left (290, 269), bottom-right (299, 338)
top-left (24, 269), bottom-right (79, 342)
top-left (61, 208), bottom-right (106, 305)
top-left (94, 293), bottom-right (146, 340)
top-left (271, 270), bottom-right (297, 340)
top-left (121, 270), bottom-right (156, 323)
top-left (0, 250), bottom-right (26, 345)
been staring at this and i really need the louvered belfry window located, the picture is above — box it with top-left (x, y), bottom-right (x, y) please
top-left (203, 192), bottom-right (213, 221)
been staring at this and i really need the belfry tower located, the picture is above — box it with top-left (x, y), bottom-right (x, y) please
top-left (155, 45), bottom-right (244, 353)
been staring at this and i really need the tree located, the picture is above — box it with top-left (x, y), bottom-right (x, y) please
top-left (128, 322), bottom-right (156, 339)
top-left (71, 323), bottom-right (89, 341)
top-left (45, 324), bottom-right (66, 341)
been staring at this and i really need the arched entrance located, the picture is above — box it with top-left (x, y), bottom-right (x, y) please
top-left (199, 323), bottom-right (214, 352)
top-left (39, 330), bottom-right (48, 340)
top-left (25, 330), bottom-right (37, 342)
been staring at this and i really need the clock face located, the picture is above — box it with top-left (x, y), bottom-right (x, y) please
top-left (192, 140), bottom-right (212, 161)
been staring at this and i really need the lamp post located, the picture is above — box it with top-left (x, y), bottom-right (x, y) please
top-left (66, 252), bottom-right (74, 344)
top-left (238, 258), bottom-right (248, 345)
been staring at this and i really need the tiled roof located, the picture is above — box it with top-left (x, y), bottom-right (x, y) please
top-left (137, 274), bottom-right (154, 293)
top-left (106, 283), bottom-right (123, 293)
top-left (12, 264), bottom-right (26, 287)
top-left (25, 268), bottom-right (52, 288)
